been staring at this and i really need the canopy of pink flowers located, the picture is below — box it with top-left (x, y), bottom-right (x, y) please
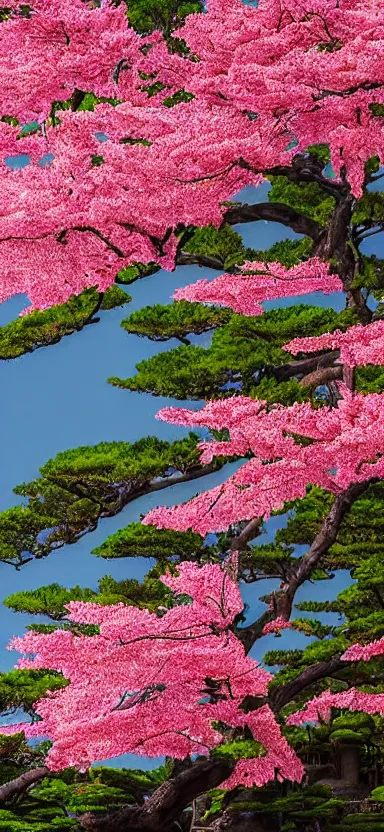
top-left (287, 688), bottom-right (384, 726)
top-left (173, 260), bottom-right (342, 316)
top-left (0, 0), bottom-right (382, 309)
top-left (0, 562), bottom-right (304, 786)
top-left (285, 321), bottom-right (384, 368)
top-left (144, 388), bottom-right (384, 534)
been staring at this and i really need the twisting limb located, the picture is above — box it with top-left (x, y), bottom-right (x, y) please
top-left (223, 201), bottom-right (323, 242)
top-left (276, 479), bottom-right (375, 620)
top-left (79, 759), bottom-right (234, 832)
top-left (264, 160), bottom-right (343, 200)
top-left (177, 251), bottom-right (231, 272)
top-left (299, 366), bottom-right (343, 387)
top-left (229, 517), bottom-right (263, 551)
top-left (238, 480), bottom-right (375, 652)
top-left (0, 766), bottom-right (49, 804)
top-left (270, 657), bottom-right (350, 713)
top-left (273, 350), bottom-right (340, 381)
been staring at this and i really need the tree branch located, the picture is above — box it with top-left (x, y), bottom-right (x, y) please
top-left (277, 480), bottom-right (374, 619)
top-left (237, 610), bottom-right (274, 652)
top-left (80, 759), bottom-right (234, 832)
top-left (229, 518), bottom-right (263, 551)
top-left (223, 201), bottom-right (323, 241)
top-left (177, 251), bottom-right (230, 272)
top-left (264, 163), bottom-right (343, 199)
top-left (30, 462), bottom-right (223, 561)
top-left (299, 365), bottom-right (343, 387)
top-left (270, 657), bottom-right (349, 713)
top-left (0, 766), bottom-right (49, 804)
top-left (273, 350), bottom-right (340, 381)
top-left (238, 480), bottom-right (374, 653)
top-left (58, 226), bottom-right (127, 258)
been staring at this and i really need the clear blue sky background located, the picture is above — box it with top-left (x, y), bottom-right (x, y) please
top-left (0, 180), bottom-right (382, 767)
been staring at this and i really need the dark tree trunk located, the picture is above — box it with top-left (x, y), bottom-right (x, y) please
top-left (315, 193), bottom-right (371, 323)
top-left (273, 350), bottom-right (340, 382)
top-left (79, 759), bottom-right (234, 832)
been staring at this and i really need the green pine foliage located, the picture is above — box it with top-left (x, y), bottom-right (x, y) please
top-left (249, 376), bottom-right (312, 405)
top-left (203, 783), bottom-right (344, 828)
top-left (123, 0), bottom-right (203, 35)
top-left (19, 434), bottom-right (201, 496)
top-left (109, 342), bottom-right (232, 398)
top-left (4, 571), bottom-right (174, 619)
top-left (0, 669), bottom-right (67, 713)
top-left (356, 365), bottom-right (384, 394)
top-left (265, 636), bottom-right (350, 677)
top-left (352, 192), bottom-right (384, 227)
top-left (0, 286), bottom-right (130, 360)
top-left (121, 300), bottom-right (231, 341)
top-left (267, 176), bottom-right (336, 226)
top-left (0, 434), bottom-right (210, 565)
top-left (116, 261), bottom-right (160, 284)
top-left (247, 236), bottom-right (314, 269)
top-left (3, 584), bottom-right (98, 619)
top-left (94, 570), bottom-right (173, 611)
top-left (182, 223), bottom-right (257, 268)
top-left (98, 285), bottom-right (131, 309)
top-left (212, 738), bottom-right (266, 761)
top-left (109, 305), bottom-right (356, 399)
top-left (0, 812), bottom-right (76, 831)
top-left (183, 223), bottom-right (314, 269)
top-left (91, 521), bottom-right (206, 561)
top-left (0, 763), bottom-right (170, 831)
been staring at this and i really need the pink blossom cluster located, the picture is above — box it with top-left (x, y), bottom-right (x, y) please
top-left (262, 617), bottom-right (293, 635)
top-left (285, 321), bottom-right (384, 368)
top-left (0, 102), bottom-right (261, 311)
top-left (0, 562), bottom-right (303, 785)
top-left (0, 0), bottom-right (142, 122)
top-left (287, 688), bottom-right (384, 726)
top-left (0, 0), bottom-right (382, 307)
top-left (139, 0), bottom-right (384, 197)
top-left (342, 636), bottom-right (384, 662)
top-left (127, 0), bottom-right (384, 192)
top-left (173, 259), bottom-right (341, 315)
top-left (144, 388), bottom-right (384, 534)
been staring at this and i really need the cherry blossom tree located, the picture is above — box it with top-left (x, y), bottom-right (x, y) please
top-left (1, 563), bottom-right (303, 786)
top-left (144, 388), bottom-right (384, 537)
top-left (285, 319), bottom-right (384, 368)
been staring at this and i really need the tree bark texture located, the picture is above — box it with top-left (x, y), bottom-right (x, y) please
top-left (0, 766), bottom-right (49, 804)
top-left (80, 759), bottom-right (234, 832)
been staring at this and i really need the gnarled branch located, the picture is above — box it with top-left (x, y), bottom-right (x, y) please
top-left (223, 201), bottom-right (323, 241)
top-left (238, 479), bottom-right (375, 652)
top-left (278, 480), bottom-right (374, 620)
top-left (0, 766), bottom-right (49, 804)
top-left (270, 657), bottom-right (349, 713)
top-left (273, 350), bottom-right (340, 381)
top-left (80, 758), bottom-right (234, 832)
top-left (300, 365), bottom-right (343, 387)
